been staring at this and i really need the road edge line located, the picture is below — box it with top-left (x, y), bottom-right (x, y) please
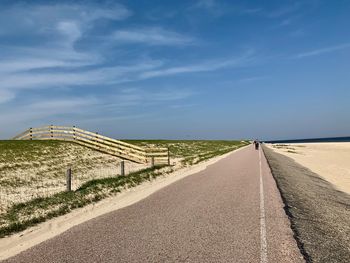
top-left (259, 148), bottom-right (268, 263)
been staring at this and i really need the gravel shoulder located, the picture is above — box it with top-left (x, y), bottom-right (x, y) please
top-left (263, 145), bottom-right (350, 263)
top-left (267, 142), bottom-right (350, 194)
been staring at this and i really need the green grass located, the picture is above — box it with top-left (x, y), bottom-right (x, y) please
top-left (0, 143), bottom-right (121, 193)
top-left (123, 140), bottom-right (249, 165)
top-left (0, 140), bottom-right (69, 162)
top-left (0, 165), bottom-right (168, 237)
top-left (271, 143), bottom-right (299, 154)
top-left (0, 140), bottom-right (248, 190)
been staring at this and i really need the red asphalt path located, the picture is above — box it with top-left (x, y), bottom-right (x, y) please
top-left (3, 145), bottom-right (305, 262)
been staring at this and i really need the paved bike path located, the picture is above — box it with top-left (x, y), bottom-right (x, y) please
top-left (3, 145), bottom-right (304, 262)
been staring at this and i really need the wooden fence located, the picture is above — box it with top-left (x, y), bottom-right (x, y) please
top-left (13, 126), bottom-right (170, 165)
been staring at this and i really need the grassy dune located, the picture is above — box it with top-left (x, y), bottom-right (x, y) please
top-left (0, 140), bottom-right (145, 211)
top-left (0, 139), bottom-right (248, 237)
top-left (124, 140), bottom-right (247, 165)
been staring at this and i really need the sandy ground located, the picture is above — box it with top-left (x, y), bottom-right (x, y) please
top-left (0, 147), bottom-right (246, 260)
top-left (267, 142), bottom-right (350, 194)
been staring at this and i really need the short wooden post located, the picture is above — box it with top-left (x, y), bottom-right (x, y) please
top-left (73, 126), bottom-right (76, 140)
top-left (120, 161), bottom-right (125, 176)
top-left (29, 128), bottom-right (33, 140)
top-left (66, 167), bottom-right (72, 191)
top-left (167, 147), bottom-right (170, 166)
top-left (50, 125), bottom-right (53, 138)
top-left (151, 156), bottom-right (155, 167)
top-left (95, 132), bottom-right (99, 147)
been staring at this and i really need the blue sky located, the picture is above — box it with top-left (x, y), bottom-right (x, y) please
top-left (0, 0), bottom-right (349, 140)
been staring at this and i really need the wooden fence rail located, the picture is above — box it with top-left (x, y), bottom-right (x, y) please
top-left (13, 125), bottom-right (169, 165)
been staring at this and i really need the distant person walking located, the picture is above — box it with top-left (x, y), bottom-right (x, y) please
top-left (254, 140), bottom-right (259, 150)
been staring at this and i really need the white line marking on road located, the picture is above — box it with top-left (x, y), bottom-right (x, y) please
top-left (259, 148), bottom-right (268, 263)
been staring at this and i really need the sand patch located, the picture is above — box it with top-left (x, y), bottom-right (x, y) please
top-left (267, 142), bottom-right (350, 194)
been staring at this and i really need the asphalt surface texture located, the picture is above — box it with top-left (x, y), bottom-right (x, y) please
top-left (263, 146), bottom-right (350, 263)
top-left (3, 145), bottom-right (304, 263)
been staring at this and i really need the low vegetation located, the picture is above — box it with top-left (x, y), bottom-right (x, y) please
top-left (0, 165), bottom-right (169, 238)
top-left (0, 139), bottom-right (248, 237)
top-left (271, 143), bottom-right (300, 154)
top-left (0, 140), bottom-right (146, 213)
top-left (124, 140), bottom-right (248, 165)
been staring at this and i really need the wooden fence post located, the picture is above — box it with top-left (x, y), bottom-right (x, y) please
top-left (50, 125), bottom-right (53, 139)
top-left (167, 147), bottom-right (170, 166)
top-left (29, 127), bottom-right (33, 140)
top-left (151, 156), bottom-right (155, 167)
top-left (66, 167), bottom-right (72, 191)
top-left (73, 126), bottom-right (76, 140)
top-left (120, 161), bottom-right (125, 176)
top-left (95, 132), bottom-right (99, 147)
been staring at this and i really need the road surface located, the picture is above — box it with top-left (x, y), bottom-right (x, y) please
top-left (3, 145), bottom-right (304, 262)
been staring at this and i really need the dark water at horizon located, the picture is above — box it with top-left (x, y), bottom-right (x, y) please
top-left (265, 136), bottom-right (350, 144)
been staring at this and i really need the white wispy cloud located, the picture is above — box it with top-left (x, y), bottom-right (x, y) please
top-left (0, 51), bottom-right (252, 93)
top-left (188, 0), bottom-right (229, 17)
top-left (0, 0), bottom-right (256, 113)
top-left (113, 27), bottom-right (194, 46)
top-left (239, 8), bottom-right (263, 15)
top-left (0, 90), bottom-right (15, 104)
top-left (1, 97), bottom-right (113, 138)
top-left (28, 97), bottom-right (99, 112)
top-left (0, 1), bottom-right (134, 103)
top-left (56, 20), bottom-right (82, 47)
top-left (0, 87), bottom-right (195, 138)
top-left (266, 3), bottom-right (301, 18)
top-left (237, 76), bottom-right (268, 83)
top-left (79, 113), bottom-right (153, 125)
top-left (0, 57), bottom-right (96, 74)
top-left (0, 97), bottom-right (93, 124)
top-left (193, 0), bottom-right (217, 9)
top-left (0, 3), bottom-right (130, 68)
top-left (140, 63), bottom-right (220, 78)
top-left (140, 52), bottom-right (255, 79)
top-left (151, 90), bottom-right (194, 101)
top-left (2, 89), bottom-right (192, 124)
top-left (288, 29), bottom-right (305, 38)
top-left (295, 43), bottom-right (350, 58)
top-left (0, 3), bottom-right (131, 37)
top-left (100, 88), bottom-right (194, 109)
top-left (0, 0), bottom-right (257, 138)
top-left (280, 18), bottom-right (293, 26)
top-left (0, 60), bottom-right (162, 90)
